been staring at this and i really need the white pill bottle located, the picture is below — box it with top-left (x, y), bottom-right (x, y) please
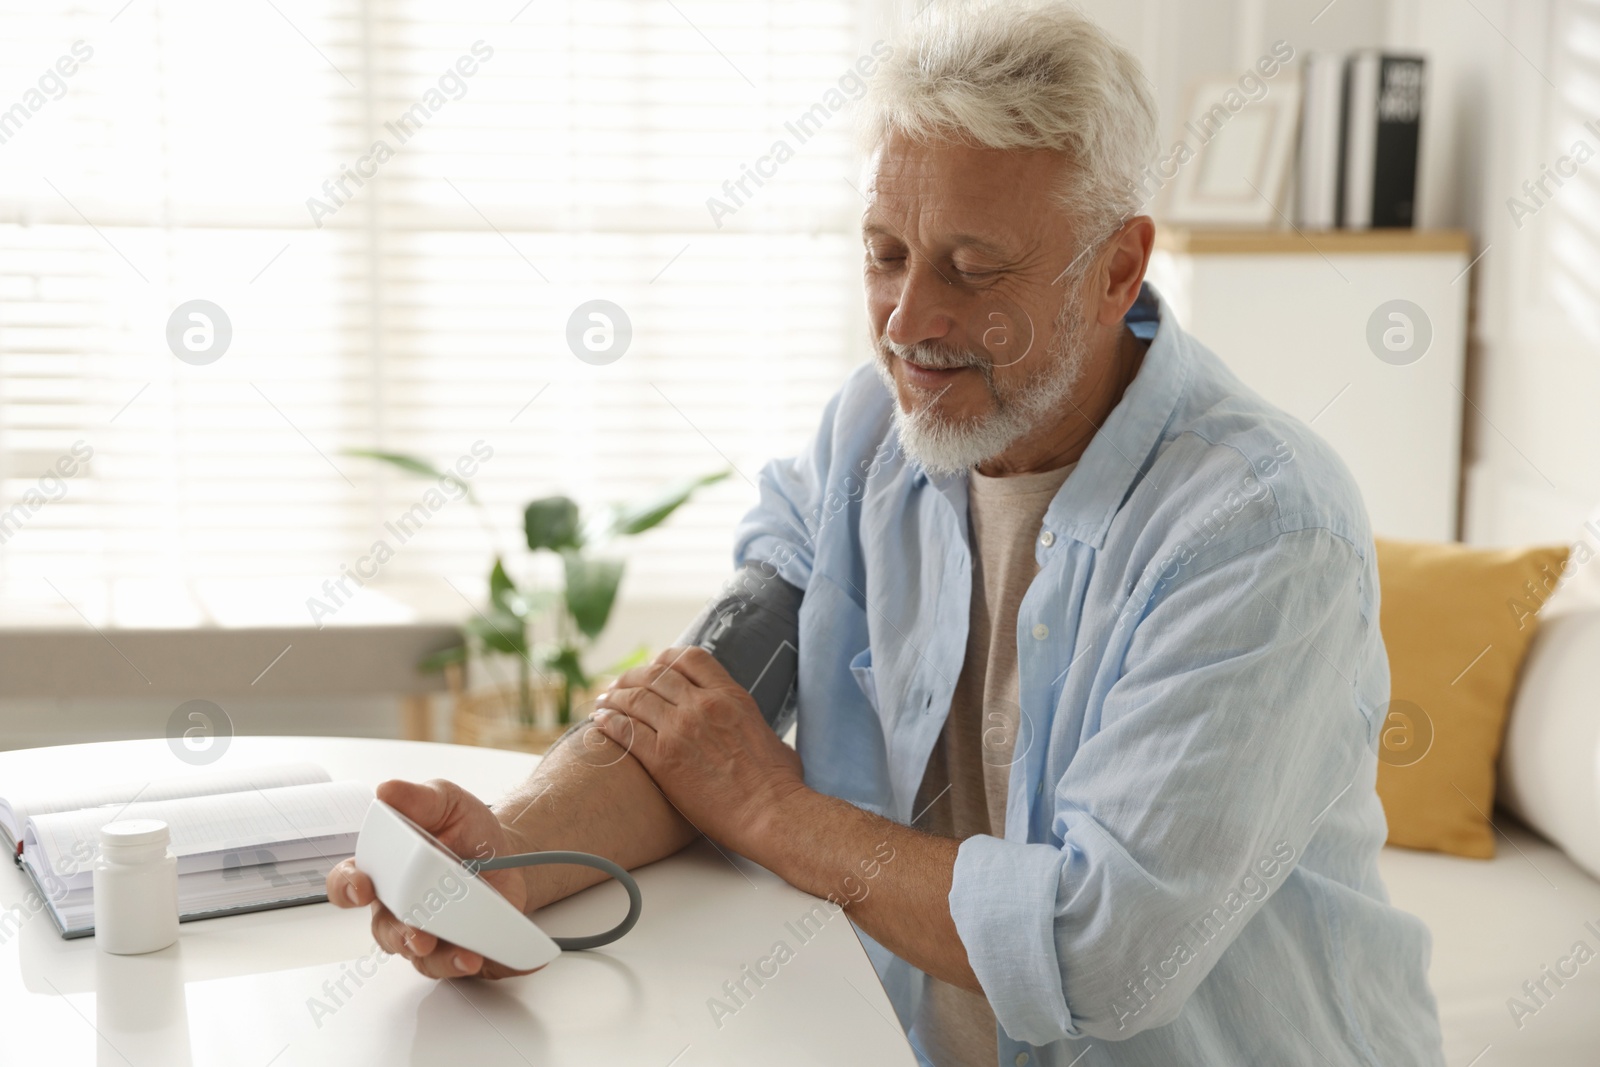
top-left (93, 819), bottom-right (180, 955)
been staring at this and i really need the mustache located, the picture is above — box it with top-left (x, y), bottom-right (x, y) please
top-left (879, 339), bottom-right (991, 373)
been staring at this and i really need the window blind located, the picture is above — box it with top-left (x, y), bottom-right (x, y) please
top-left (0, 0), bottom-right (874, 621)
top-left (1546, 0), bottom-right (1600, 338)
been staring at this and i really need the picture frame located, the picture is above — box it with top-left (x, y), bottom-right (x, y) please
top-left (1163, 73), bottom-right (1303, 227)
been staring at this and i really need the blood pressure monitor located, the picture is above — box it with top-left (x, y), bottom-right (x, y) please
top-left (351, 562), bottom-right (799, 971)
top-left (353, 799), bottom-right (642, 971)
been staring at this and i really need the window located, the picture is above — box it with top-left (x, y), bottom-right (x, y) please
top-left (1546, 0), bottom-right (1600, 338)
top-left (0, 0), bottom-right (876, 624)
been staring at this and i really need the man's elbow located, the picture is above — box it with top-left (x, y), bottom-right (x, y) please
top-left (1052, 966), bottom-right (1195, 1041)
top-left (1069, 1000), bottom-right (1188, 1042)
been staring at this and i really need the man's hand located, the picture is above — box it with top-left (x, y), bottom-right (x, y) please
top-left (595, 652), bottom-right (980, 993)
top-left (592, 645), bottom-right (806, 855)
top-left (325, 778), bottom-right (544, 981)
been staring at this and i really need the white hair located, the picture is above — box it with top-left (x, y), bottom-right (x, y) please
top-left (859, 0), bottom-right (1160, 243)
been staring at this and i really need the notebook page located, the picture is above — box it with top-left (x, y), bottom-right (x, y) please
top-left (26, 780), bottom-right (372, 878)
top-left (1, 761), bottom-right (330, 853)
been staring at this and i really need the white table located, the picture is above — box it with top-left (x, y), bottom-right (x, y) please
top-left (0, 737), bottom-right (917, 1066)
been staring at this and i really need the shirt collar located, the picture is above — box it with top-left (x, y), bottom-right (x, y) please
top-left (917, 281), bottom-right (1191, 551)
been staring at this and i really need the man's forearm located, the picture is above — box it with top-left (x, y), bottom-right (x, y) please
top-left (751, 787), bottom-right (983, 995)
top-left (491, 718), bottom-right (700, 912)
top-left (492, 561), bottom-right (801, 915)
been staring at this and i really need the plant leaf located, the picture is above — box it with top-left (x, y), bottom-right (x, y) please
top-left (488, 557), bottom-right (531, 618)
top-left (525, 496), bottom-right (582, 552)
top-left (345, 448), bottom-right (473, 501)
top-left (538, 644), bottom-right (590, 692)
top-left (600, 643), bottom-right (651, 678)
top-left (344, 448), bottom-right (446, 479)
top-left (561, 551), bottom-right (624, 639)
top-left (465, 609), bottom-right (528, 657)
top-left (607, 469), bottom-right (731, 538)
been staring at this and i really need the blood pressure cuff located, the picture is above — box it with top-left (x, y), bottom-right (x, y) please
top-left (673, 562), bottom-right (803, 737)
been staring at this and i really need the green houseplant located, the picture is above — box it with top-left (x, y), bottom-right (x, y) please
top-left (348, 449), bottom-right (728, 727)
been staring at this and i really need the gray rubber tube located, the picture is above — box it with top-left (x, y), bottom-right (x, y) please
top-left (467, 850), bottom-right (642, 951)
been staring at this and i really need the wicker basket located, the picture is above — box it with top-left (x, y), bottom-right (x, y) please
top-left (447, 666), bottom-right (605, 755)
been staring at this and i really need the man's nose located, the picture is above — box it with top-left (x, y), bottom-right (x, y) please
top-left (885, 257), bottom-right (958, 349)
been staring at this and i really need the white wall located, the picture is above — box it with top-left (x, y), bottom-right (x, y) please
top-left (1079, 0), bottom-right (1389, 171)
top-left (1090, 0), bottom-right (1598, 549)
top-left (1389, 0), bottom-right (1600, 546)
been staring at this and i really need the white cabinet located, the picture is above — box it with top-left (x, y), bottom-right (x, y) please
top-left (1148, 228), bottom-right (1472, 542)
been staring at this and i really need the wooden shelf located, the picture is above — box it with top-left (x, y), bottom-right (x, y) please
top-left (1156, 226), bottom-right (1472, 257)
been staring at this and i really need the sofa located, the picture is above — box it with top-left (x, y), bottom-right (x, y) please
top-left (1378, 606), bottom-right (1600, 1063)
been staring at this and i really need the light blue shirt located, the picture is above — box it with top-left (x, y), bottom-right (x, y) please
top-left (732, 283), bottom-right (1445, 1066)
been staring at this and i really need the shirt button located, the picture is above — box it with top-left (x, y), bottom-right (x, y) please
top-left (1031, 623), bottom-right (1049, 640)
top-left (1015, 1054), bottom-right (1030, 1066)
top-left (1039, 530), bottom-right (1055, 547)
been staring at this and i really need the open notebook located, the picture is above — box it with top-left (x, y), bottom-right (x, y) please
top-left (2, 762), bottom-right (371, 938)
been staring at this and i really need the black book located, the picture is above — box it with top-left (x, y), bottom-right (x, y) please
top-left (1339, 52), bottom-right (1426, 229)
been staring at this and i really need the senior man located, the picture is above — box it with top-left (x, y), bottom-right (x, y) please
top-left (329, 4), bottom-right (1446, 1064)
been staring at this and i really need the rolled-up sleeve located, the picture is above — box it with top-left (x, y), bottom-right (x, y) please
top-left (949, 526), bottom-right (1381, 1045)
top-left (731, 383), bottom-right (843, 593)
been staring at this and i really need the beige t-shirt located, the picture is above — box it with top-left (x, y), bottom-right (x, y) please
top-left (911, 459), bottom-right (1076, 1067)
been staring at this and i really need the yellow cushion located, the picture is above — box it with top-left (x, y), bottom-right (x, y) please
top-left (1374, 538), bottom-right (1569, 859)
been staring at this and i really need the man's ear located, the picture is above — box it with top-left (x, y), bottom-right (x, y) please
top-left (1091, 215), bottom-right (1156, 328)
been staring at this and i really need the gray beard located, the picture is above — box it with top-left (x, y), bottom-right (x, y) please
top-left (874, 291), bottom-right (1091, 477)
